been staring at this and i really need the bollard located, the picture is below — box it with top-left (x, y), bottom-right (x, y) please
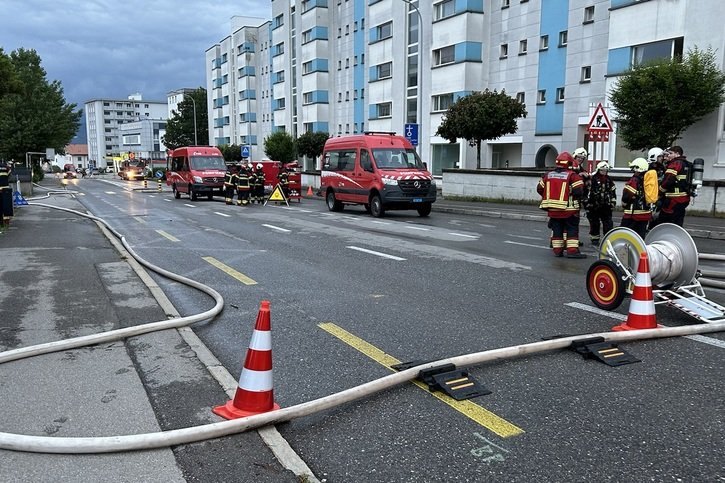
top-left (157, 179), bottom-right (162, 192)
top-left (143, 179), bottom-right (147, 189)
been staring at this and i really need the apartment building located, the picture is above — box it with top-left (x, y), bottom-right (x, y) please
top-left (206, 0), bottom-right (725, 179)
top-left (85, 93), bottom-right (168, 167)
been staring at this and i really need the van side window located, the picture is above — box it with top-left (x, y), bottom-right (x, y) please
top-left (360, 149), bottom-right (373, 172)
top-left (172, 156), bottom-right (184, 171)
top-left (326, 150), bottom-right (357, 171)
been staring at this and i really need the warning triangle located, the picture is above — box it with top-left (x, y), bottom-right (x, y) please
top-left (587, 103), bottom-right (612, 132)
top-left (264, 183), bottom-right (289, 206)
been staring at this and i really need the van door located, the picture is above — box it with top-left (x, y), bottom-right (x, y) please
top-left (327, 149), bottom-right (358, 202)
top-left (353, 148), bottom-right (376, 203)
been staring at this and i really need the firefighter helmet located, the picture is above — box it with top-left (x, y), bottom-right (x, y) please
top-left (573, 147), bottom-right (588, 159)
top-left (256, 163), bottom-right (263, 170)
top-left (596, 161), bottom-right (610, 171)
top-left (647, 147), bottom-right (664, 164)
top-left (629, 158), bottom-right (648, 173)
top-left (555, 152), bottom-right (574, 168)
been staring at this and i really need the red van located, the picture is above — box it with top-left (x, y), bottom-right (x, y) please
top-left (320, 132), bottom-right (436, 217)
top-left (166, 146), bottom-right (227, 201)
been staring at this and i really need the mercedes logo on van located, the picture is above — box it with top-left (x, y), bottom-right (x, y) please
top-left (414, 181), bottom-right (421, 188)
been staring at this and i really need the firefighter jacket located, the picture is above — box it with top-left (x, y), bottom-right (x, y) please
top-left (252, 169), bottom-right (264, 186)
top-left (659, 156), bottom-right (691, 211)
top-left (236, 167), bottom-right (251, 190)
top-left (537, 168), bottom-right (584, 219)
top-left (622, 173), bottom-right (652, 221)
top-left (277, 171), bottom-right (289, 187)
top-left (586, 173), bottom-right (616, 211)
top-left (224, 171), bottom-right (238, 189)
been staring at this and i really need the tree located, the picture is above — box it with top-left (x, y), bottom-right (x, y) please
top-left (218, 144), bottom-right (243, 162)
top-left (162, 87), bottom-right (208, 149)
top-left (436, 89), bottom-right (527, 169)
top-left (263, 131), bottom-right (296, 163)
top-left (0, 48), bottom-right (81, 162)
top-left (296, 131), bottom-right (329, 169)
top-left (609, 47), bottom-right (725, 151)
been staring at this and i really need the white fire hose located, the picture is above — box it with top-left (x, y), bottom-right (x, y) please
top-left (0, 196), bottom-right (723, 454)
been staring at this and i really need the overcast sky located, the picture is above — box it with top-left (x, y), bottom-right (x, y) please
top-left (0, 0), bottom-right (271, 108)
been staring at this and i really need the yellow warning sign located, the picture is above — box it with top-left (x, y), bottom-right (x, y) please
top-left (264, 183), bottom-right (289, 206)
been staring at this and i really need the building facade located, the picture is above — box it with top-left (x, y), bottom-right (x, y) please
top-left (85, 93), bottom-right (168, 168)
top-left (205, 0), bottom-right (725, 180)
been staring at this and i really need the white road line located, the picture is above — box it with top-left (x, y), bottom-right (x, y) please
top-left (504, 240), bottom-right (549, 250)
top-left (406, 226), bottom-right (430, 231)
top-left (183, 203), bottom-right (196, 208)
top-left (478, 223), bottom-right (496, 228)
top-left (105, 191), bottom-right (116, 194)
top-left (507, 234), bottom-right (542, 241)
top-left (370, 220), bottom-right (390, 225)
top-left (262, 224), bottom-right (291, 233)
top-left (566, 302), bottom-right (725, 350)
top-left (347, 246), bottom-right (406, 261)
top-left (149, 195), bottom-right (156, 198)
top-left (214, 212), bottom-right (231, 217)
top-left (448, 232), bottom-right (479, 239)
top-left (163, 199), bottom-right (171, 202)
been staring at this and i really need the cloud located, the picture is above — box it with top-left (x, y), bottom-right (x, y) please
top-left (0, 0), bottom-right (271, 107)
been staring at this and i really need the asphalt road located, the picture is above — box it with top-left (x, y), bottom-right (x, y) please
top-left (68, 176), bottom-right (725, 482)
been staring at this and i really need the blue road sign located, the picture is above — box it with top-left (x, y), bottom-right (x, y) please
top-left (241, 145), bottom-right (251, 158)
top-left (404, 123), bottom-right (419, 146)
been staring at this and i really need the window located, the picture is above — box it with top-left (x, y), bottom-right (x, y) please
top-left (556, 87), bottom-right (565, 103)
top-left (537, 90), bottom-right (546, 104)
top-left (302, 29), bottom-right (312, 43)
top-left (377, 21), bottom-right (392, 40)
top-left (345, 58), bottom-right (350, 69)
top-left (502, 0), bottom-right (510, 8)
top-left (377, 62), bottom-right (392, 79)
top-left (500, 44), bottom-right (508, 59)
top-left (303, 92), bottom-right (314, 104)
top-left (378, 102), bottom-right (392, 117)
top-left (324, 149), bottom-right (357, 171)
top-left (432, 93), bottom-right (454, 112)
top-left (581, 65), bottom-right (592, 82)
top-left (516, 92), bottom-right (525, 104)
top-left (338, 93), bottom-right (342, 102)
top-left (434, 46), bottom-right (455, 66)
top-left (583, 6), bottom-right (595, 23)
top-left (519, 39), bottom-right (528, 55)
top-left (559, 30), bottom-right (568, 47)
top-left (539, 35), bottom-right (549, 51)
top-left (345, 25), bottom-right (349, 35)
top-left (338, 27), bottom-right (342, 38)
top-left (632, 37), bottom-right (684, 65)
top-left (434, 0), bottom-right (455, 21)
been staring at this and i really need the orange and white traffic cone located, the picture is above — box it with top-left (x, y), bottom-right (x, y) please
top-left (306, 185), bottom-right (314, 197)
top-left (612, 252), bottom-right (660, 331)
top-left (213, 300), bottom-right (281, 419)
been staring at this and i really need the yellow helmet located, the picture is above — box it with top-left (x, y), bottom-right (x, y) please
top-left (629, 158), bottom-right (648, 173)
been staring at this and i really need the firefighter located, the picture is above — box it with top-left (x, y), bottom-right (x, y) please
top-left (620, 158), bottom-right (652, 239)
top-left (537, 152), bottom-right (586, 258)
top-left (251, 163), bottom-right (265, 204)
top-left (585, 161), bottom-right (616, 247)
top-left (277, 164), bottom-right (290, 199)
top-left (236, 162), bottom-right (251, 205)
top-left (224, 164), bottom-right (239, 205)
top-left (0, 160), bottom-right (13, 225)
top-left (651, 146), bottom-right (691, 228)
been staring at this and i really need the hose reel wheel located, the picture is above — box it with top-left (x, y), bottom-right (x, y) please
top-left (586, 259), bottom-right (627, 310)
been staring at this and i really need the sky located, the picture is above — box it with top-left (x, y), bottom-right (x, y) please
top-left (0, 0), bottom-right (271, 141)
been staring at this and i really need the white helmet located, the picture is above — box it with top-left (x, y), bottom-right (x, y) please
top-left (596, 161), bottom-right (610, 171)
top-left (256, 163), bottom-right (263, 170)
top-left (573, 147), bottom-right (588, 158)
top-left (647, 147), bottom-right (664, 163)
top-left (629, 158), bottom-right (648, 173)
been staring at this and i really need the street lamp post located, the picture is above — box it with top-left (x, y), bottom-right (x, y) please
top-left (401, 0), bottom-right (422, 151)
top-left (185, 94), bottom-right (198, 146)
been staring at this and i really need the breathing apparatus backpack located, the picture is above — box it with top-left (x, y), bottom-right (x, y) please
top-left (643, 169), bottom-right (659, 204)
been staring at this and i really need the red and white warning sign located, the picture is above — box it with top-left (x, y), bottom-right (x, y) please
top-left (587, 103), bottom-right (612, 141)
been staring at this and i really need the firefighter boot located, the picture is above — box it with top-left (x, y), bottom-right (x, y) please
top-left (565, 239), bottom-right (587, 258)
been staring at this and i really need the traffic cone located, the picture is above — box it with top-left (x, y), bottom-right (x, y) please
top-left (612, 252), bottom-right (660, 331)
top-left (213, 300), bottom-right (281, 419)
top-left (306, 185), bottom-right (314, 197)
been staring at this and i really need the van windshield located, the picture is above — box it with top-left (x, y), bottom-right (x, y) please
top-left (372, 148), bottom-right (424, 170)
top-left (190, 156), bottom-right (227, 170)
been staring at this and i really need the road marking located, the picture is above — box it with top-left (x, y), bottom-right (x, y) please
top-left (202, 256), bottom-right (258, 285)
top-left (448, 232), bottom-right (479, 239)
top-left (347, 246), bottom-right (406, 261)
top-left (214, 212), bottom-right (231, 217)
top-left (478, 223), bottom-right (496, 228)
top-left (370, 220), bottom-right (391, 225)
top-left (318, 322), bottom-right (524, 438)
top-left (507, 234), bottom-right (542, 241)
top-left (262, 224), bottom-right (291, 233)
top-left (183, 203), bottom-right (196, 208)
top-left (566, 302), bottom-right (725, 350)
top-left (504, 240), bottom-right (549, 250)
top-left (155, 230), bottom-right (180, 242)
top-left (134, 216), bottom-right (147, 224)
top-left (105, 191), bottom-right (116, 195)
top-left (163, 199), bottom-right (171, 202)
top-left (406, 225), bottom-right (430, 231)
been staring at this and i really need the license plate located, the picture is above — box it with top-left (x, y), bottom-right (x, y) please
top-left (412, 198), bottom-right (422, 203)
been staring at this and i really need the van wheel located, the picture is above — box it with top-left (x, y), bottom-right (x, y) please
top-left (417, 203), bottom-right (432, 217)
top-left (190, 186), bottom-right (198, 201)
top-left (173, 184), bottom-right (180, 199)
top-left (370, 194), bottom-right (384, 218)
top-left (326, 191), bottom-right (343, 212)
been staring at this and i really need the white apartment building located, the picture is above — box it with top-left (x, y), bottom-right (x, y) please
top-left (206, 0), bottom-right (725, 179)
top-left (85, 93), bottom-right (168, 167)
top-left (167, 88), bottom-right (197, 120)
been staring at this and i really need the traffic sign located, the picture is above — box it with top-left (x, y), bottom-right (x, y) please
top-left (241, 145), bottom-right (251, 158)
top-left (587, 103), bottom-right (612, 133)
top-left (404, 123), bottom-right (419, 146)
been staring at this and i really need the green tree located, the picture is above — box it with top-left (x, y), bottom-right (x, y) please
top-left (162, 87), bottom-right (208, 149)
top-left (218, 144), bottom-right (243, 162)
top-left (0, 48), bottom-right (21, 98)
top-left (436, 89), bottom-right (526, 169)
top-left (0, 48), bottom-right (81, 162)
top-left (610, 47), bottom-right (725, 151)
top-left (296, 130), bottom-right (329, 170)
top-left (263, 130), bottom-right (296, 163)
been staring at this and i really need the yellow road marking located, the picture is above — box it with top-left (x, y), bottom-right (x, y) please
top-left (134, 216), bottom-right (147, 224)
top-left (202, 256), bottom-right (257, 285)
top-left (318, 322), bottom-right (524, 438)
top-left (155, 230), bottom-right (179, 242)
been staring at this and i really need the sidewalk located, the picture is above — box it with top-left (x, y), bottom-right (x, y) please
top-left (0, 190), bottom-right (300, 482)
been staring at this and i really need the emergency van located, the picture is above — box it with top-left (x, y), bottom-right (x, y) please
top-left (320, 132), bottom-right (436, 217)
top-left (166, 146), bottom-right (227, 201)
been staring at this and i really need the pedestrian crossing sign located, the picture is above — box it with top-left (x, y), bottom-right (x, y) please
top-left (264, 183), bottom-right (289, 206)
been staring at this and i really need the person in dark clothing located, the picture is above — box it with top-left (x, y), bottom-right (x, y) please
top-left (585, 161), bottom-right (616, 247)
top-left (651, 146), bottom-right (691, 227)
